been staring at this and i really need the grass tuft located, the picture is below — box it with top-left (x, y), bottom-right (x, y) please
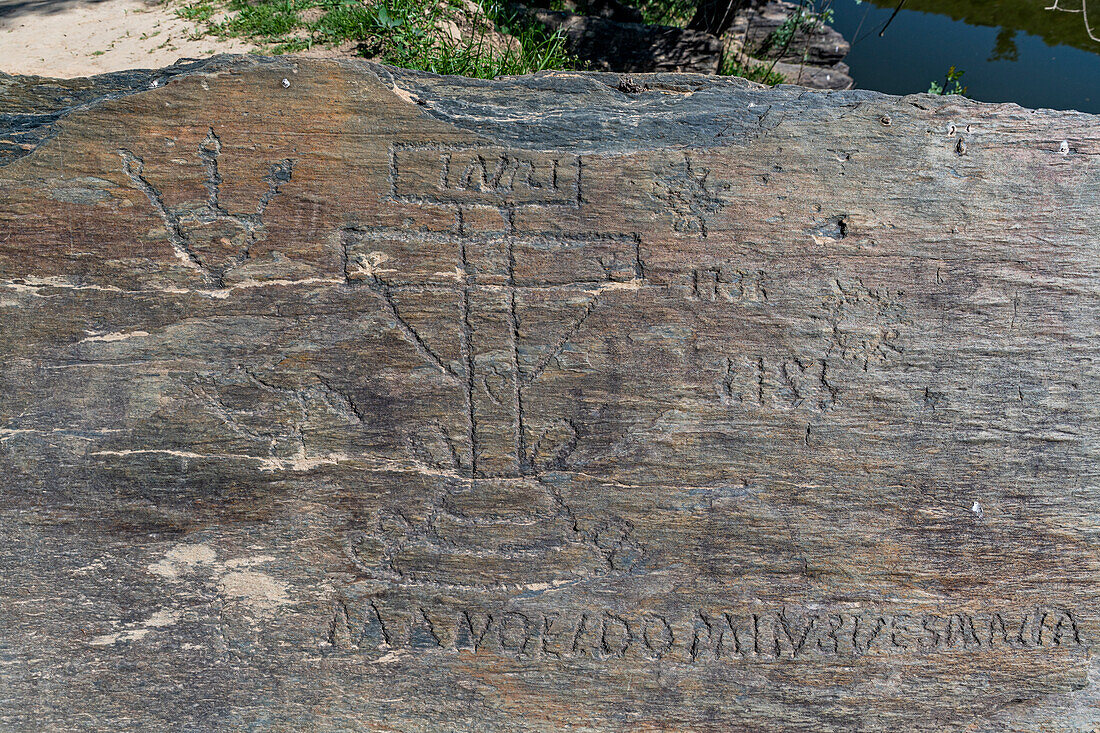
top-left (176, 0), bottom-right (576, 77)
top-left (627, 0), bottom-right (695, 27)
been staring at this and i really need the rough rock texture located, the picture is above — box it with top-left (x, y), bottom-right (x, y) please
top-left (740, 0), bottom-right (849, 65)
top-left (730, 0), bottom-right (854, 89)
top-left (1, 55), bottom-right (1100, 731)
top-left (765, 58), bottom-right (852, 90)
top-left (523, 7), bottom-right (723, 73)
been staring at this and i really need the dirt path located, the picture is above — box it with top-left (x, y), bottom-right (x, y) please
top-left (0, 0), bottom-right (257, 77)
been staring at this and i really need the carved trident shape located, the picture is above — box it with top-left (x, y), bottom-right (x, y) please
top-left (120, 128), bottom-right (294, 288)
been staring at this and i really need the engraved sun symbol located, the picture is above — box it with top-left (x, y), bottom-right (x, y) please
top-left (651, 156), bottom-right (729, 237)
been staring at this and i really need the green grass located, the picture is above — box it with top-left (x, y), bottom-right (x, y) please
top-left (629, 0), bottom-right (695, 27)
top-left (176, 0), bottom-right (576, 78)
top-left (763, 5), bottom-right (834, 57)
top-left (227, 0), bottom-right (302, 38)
top-left (177, 0), bottom-right (218, 22)
top-left (175, 0), bottom-right (790, 83)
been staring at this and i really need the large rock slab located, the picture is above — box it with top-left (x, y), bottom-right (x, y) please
top-left (742, 0), bottom-right (850, 66)
top-left (522, 7), bottom-right (723, 74)
top-left (1, 55), bottom-right (1100, 731)
top-left (729, 0), bottom-right (855, 90)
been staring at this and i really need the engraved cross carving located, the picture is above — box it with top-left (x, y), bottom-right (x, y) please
top-left (338, 144), bottom-right (651, 479)
top-left (343, 221), bottom-right (645, 478)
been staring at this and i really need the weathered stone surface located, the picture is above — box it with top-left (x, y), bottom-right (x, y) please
top-left (752, 57), bottom-right (854, 90)
top-left (1, 55), bottom-right (1100, 731)
top-left (740, 0), bottom-right (850, 66)
top-left (523, 7), bottom-right (723, 73)
top-left (726, 0), bottom-right (855, 90)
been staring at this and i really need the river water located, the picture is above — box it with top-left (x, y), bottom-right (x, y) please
top-left (827, 0), bottom-right (1100, 113)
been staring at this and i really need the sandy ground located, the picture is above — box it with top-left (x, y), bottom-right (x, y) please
top-left (0, 0), bottom-right (258, 78)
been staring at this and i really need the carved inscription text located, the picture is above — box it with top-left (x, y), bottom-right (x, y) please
top-left (327, 601), bottom-right (1084, 663)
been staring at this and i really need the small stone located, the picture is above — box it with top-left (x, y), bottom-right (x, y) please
top-left (438, 19), bottom-right (462, 43)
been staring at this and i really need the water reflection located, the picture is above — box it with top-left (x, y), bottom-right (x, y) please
top-left (828, 0), bottom-right (1100, 112)
top-left (1045, 0), bottom-right (1100, 44)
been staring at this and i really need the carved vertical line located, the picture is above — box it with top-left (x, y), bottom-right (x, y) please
top-left (199, 127), bottom-right (224, 213)
top-left (573, 156), bottom-right (582, 205)
top-left (507, 232), bottom-right (527, 475)
top-left (440, 151), bottom-right (451, 191)
top-left (458, 229), bottom-right (478, 477)
top-left (388, 144), bottom-right (399, 199)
